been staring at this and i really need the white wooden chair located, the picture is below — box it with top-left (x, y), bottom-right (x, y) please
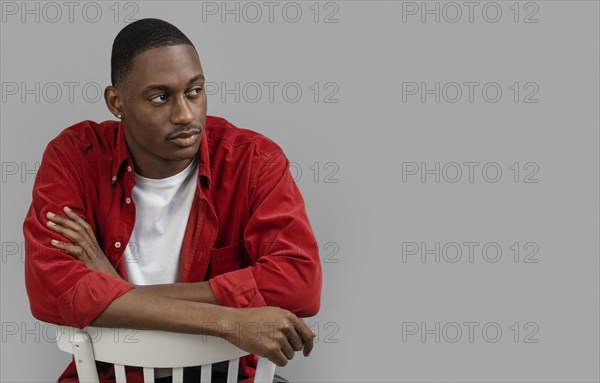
top-left (56, 326), bottom-right (276, 383)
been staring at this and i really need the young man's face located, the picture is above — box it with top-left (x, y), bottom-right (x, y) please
top-left (111, 44), bottom-right (207, 178)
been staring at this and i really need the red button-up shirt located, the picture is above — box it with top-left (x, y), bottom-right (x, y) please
top-left (22, 116), bottom-right (322, 382)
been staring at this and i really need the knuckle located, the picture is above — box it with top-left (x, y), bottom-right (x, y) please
top-left (284, 311), bottom-right (295, 320)
top-left (275, 333), bottom-right (286, 344)
top-left (283, 323), bottom-right (293, 333)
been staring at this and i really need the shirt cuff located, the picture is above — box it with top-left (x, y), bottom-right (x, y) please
top-left (209, 267), bottom-right (267, 308)
top-left (57, 271), bottom-right (134, 328)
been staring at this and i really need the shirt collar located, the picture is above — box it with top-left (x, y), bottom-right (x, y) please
top-left (111, 120), bottom-right (212, 188)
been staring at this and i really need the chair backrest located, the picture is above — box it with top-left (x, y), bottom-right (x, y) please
top-left (56, 326), bottom-right (276, 383)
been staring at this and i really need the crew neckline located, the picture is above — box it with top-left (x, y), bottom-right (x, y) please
top-left (135, 155), bottom-right (198, 186)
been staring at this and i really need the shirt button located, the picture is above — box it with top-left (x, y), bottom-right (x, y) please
top-left (125, 197), bottom-right (131, 204)
top-left (127, 166), bottom-right (132, 172)
top-left (112, 176), bottom-right (117, 182)
top-left (114, 242), bottom-right (121, 249)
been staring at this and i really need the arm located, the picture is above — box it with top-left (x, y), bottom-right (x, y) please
top-left (47, 206), bottom-right (219, 304)
top-left (88, 287), bottom-right (316, 366)
top-left (133, 282), bottom-right (219, 304)
top-left (209, 152), bottom-right (323, 317)
top-left (23, 142), bottom-right (134, 328)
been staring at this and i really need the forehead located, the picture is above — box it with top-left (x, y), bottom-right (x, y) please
top-left (129, 44), bottom-right (203, 84)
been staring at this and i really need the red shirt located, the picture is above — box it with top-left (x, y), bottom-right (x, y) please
top-left (22, 116), bottom-right (322, 383)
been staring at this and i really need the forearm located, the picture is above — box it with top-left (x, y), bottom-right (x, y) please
top-left (132, 281), bottom-right (219, 304)
top-left (89, 287), bottom-right (230, 337)
top-left (88, 286), bottom-right (318, 367)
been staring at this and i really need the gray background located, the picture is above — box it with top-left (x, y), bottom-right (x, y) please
top-left (1, 1), bottom-right (599, 382)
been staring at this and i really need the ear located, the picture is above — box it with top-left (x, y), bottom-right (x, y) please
top-left (104, 86), bottom-right (122, 118)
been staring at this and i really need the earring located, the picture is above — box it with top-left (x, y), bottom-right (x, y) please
top-left (117, 114), bottom-right (122, 119)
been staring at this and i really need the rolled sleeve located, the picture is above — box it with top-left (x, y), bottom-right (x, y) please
top-left (56, 271), bottom-right (134, 328)
top-left (209, 268), bottom-right (267, 308)
top-left (23, 142), bottom-right (134, 329)
top-left (209, 152), bottom-right (322, 317)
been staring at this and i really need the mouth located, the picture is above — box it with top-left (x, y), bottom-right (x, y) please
top-left (169, 129), bottom-right (202, 147)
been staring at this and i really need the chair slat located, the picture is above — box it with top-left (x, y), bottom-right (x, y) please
top-left (254, 358), bottom-right (277, 383)
top-left (142, 367), bottom-right (154, 383)
top-left (72, 331), bottom-right (100, 383)
top-left (200, 364), bottom-right (212, 383)
top-left (172, 367), bottom-right (184, 383)
top-left (227, 359), bottom-right (239, 383)
top-left (114, 364), bottom-right (127, 383)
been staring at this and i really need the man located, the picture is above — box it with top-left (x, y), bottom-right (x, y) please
top-left (22, 18), bottom-right (322, 383)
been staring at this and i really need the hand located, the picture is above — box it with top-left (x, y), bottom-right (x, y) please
top-left (46, 206), bottom-right (122, 280)
top-left (222, 306), bottom-right (316, 366)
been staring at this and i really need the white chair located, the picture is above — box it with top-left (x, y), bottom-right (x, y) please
top-left (56, 326), bottom-right (276, 383)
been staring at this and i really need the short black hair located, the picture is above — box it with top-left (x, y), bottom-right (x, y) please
top-left (110, 18), bottom-right (195, 86)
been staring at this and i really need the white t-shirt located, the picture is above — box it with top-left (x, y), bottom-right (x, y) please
top-left (124, 155), bottom-right (198, 285)
top-left (123, 156), bottom-right (198, 379)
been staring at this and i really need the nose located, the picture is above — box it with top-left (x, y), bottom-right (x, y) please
top-left (170, 94), bottom-right (195, 126)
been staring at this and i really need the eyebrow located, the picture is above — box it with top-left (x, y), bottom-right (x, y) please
top-left (141, 73), bottom-right (205, 94)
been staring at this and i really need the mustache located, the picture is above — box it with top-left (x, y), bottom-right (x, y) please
top-left (167, 124), bottom-right (203, 139)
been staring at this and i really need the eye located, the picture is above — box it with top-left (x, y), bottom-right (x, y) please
top-left (187, 87), bottom-right (203, 97)
top-left (149, 94), bottom-right (168, 104)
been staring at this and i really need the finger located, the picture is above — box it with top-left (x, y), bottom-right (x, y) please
top-left (63, 206), bottom-right (95, 240)
top-left (46, 214), bottom-right (96, 254)
top-left (292, 318), bottom-right (315, 357)
top-left (281, 341), bottom-right (295, 361)
top-left (302, 332), bottom-right (314, 357)
top-left (46, 221), bottom-right (98, 260)
top-left (268, 349), bottom-right (288, 367)
top-left (62, 208), bottom-right (102, 260)
top-left (46, 220), bottom-right (82, 243)
top-left (50, 239), bottom-right (83, 259)
top-left (46, 212), bottom-right (87, 237)
top-left (285, 324), bottom-right (304, 352)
